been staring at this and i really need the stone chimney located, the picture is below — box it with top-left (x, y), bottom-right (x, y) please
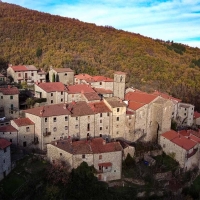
top-left (103, 140), bottom-right (106, 145)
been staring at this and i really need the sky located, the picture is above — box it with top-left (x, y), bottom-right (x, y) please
top-left (3, 0), bottom-right (200, 48)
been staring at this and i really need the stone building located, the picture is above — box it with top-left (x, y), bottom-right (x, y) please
top-left (25, 102), bottom-right (95, 150)
top-left (88, 101), bottom-right (112, 138)
top-left (0, 125), bottom-right (18, 144)
top-left (194, 111), bottom-right (200, 127)
top-left (160, 130), bottom-right (200, 171)
top-left (113, 71), bottom-right (126, 100)
top-left (0, 138), bottom-right (12, 181)
top-left (7, 65), bottom-right (42, 84)
top-left (34, 82), bottom-right (66, 104)
top-left (103, 97), bottom-right (127, 139)
top-left (0, 73), bottom-right (6, 82)
top-left (176, 103), bottom-right (194, 127)
top-left (11, 118), bottom-right (35, 147)
top-left (49, 68), bottom-right (74, 85)
top-left (47, 137), bottom-right (123, 181)
top-left (65, 84), bottom-right (100, 103)
top-left (125, 91), bottom-right (173, 142)
top-left (0, 85), bottom-right (19, 119)
top-left (74, 73), bottom-right (92, 84)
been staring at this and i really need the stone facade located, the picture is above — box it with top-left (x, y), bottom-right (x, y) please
top-left (113, 71), bottom-right (126, 99)
top-left (49, 68), bottom-right (74, 85)
top-left (0, 139), bottom-right (11, 181)
top-left (0, 125), bottom-right (18, 145)
top-left (0, 86), bottom-right (19, 119)
top-left (47, 138), bottom-right (122, 181)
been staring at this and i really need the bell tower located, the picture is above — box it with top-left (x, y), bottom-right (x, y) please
top-left (113, 71), bottom-right (126, 99)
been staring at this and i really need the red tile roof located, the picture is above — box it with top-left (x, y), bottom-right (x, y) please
top-left (0, 138), bottom-right (11, 149)
top-left (98, 162), bottom-right (112, 167)
top-left (0, 125), bottom-right (17, 132)
top-left (0, 86), bottom-right (19, 95)
top-left (93, 88), bottom-right (113, 94)
top-left (85, 76), bottom-right (113, 83)
top-left (161, 130), bottom-right (197, 150)
top-left (10, 65), bottom-right (37, 71)
top-left (128, 101), bottom-right (145, 111)
top-left (51, 137), bottom-right (122, 154)
top-left (152, 91), bottom-right (181, 102)
top-left (88, 101), bottom-right (111, 113)
top-left (194, 111), bottom-right (200, 119)
top-left (12, 118), bottom-right (34, 127)
top-left (66, 84), bottom-right (95, 94)
top-left (53, 68), bottom-right (74, 73)
top-left (75, 73), bottom-right (92, 80)
top-left (25, 102), bottom-right (94, 117)
top-left (125, 91), bottom-right (157, 104)
top-left (36, 82), bottom-right (66, 92)
top-left (83, 92), bottom-right (101, 101)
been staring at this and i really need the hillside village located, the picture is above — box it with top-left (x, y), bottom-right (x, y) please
top-left (1, 64), bottom-right (200, 186)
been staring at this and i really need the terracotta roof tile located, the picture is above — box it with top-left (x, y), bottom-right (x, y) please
top-left (162, 130), bottom-right (178, 140)
top-left (83, 92), bottom-right (101, 101)
top-left (13, 118), bottom-right (34, 127)
top-left (88, 101), bottom-right (111, 113)
top-left (0, 138), bottom-right (11, 149)
top-left (53, 68), bottom-right (74, 73)
top-left (10, 65), bottom-right (37, 71)
top-left (0, 125), bottom-right (17, 132)
top-left (0, 86), bottom-right (19, 95)
top-left (92, 76), bottom-right (113, 82)
top-left (75, 73), bottom-right (92, 80)
top-left (93, 88), bottom-right (113, 94)
top-left (25, 102), bottom-right (94, 117)
top-left (66, 84), bottom-right (95, 94)
top-left (51, 137), bottom-right (122, 154)
top-left (125, 91), bottom-right (157, 104)
top-left (36, 82), bottom-right (66, 92)
top-left (128, 101), bottom-right (145, 111)
top-left (152, 91), bottom-right (181, 102)
top-left (25, 65), bottom-right (37, 71)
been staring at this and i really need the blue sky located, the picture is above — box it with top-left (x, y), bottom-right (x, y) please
top-left (3, 0), bottom-right (200, 48)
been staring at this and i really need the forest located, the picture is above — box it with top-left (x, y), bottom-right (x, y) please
top-left (0, 2), bottom-right (200, 111)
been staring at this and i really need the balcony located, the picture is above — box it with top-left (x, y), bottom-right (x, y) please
top-left (43, 132), bottom-right (51, 137)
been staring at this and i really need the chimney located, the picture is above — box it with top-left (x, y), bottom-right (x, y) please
top-left (55, 141), bottom-right (57, 145)
top-left (8, 85), bottom-right (11, 89)
top-left (103, 140), bottom-right (106, 145)
top-left (63, 103), bottom-right (66, 109)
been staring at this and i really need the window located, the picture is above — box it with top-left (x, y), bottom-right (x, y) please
top-left (65, 116), bottom-right (68, 121)
top-left (87, 123), bottom-right (90, 131)
top-left (51, 100), bottom-right (53, 104)
top-left (100, 82), bottom-right (102, 85)
top-left (100, 120), bottom-right (102, 123)
top-left (129, 115), bottom-right (131, 119)
top-left (76, 117), bottom-right (78, 120)
top-left (31, 73), bottom-right (34, 76)
top-left (10, 139), bottom-right (12, 143)
top-left (116, 131), bottom-right (119, 134)
top-left (61, 91), bottom-right (63, 95)
top-left (61, 98), bottom-right (63, 102)
top-left (100, 127), bottom-right (102, 130)
top-left (4, 148), bottom-right (7, 153)
top-left (106, 126), bottom-right (108, 129)
top-left (53, 127), bottom-right (57, 132)
top-left (117, 117), bottom-right (119, 121)
top-left (53, 117), bottom-right (57, 122)
top-left (65, 73), bottom-right (67, 76)
top-left (10, 132), bottom-right (11, 134)
top-left (51, 93), bottom-right (53, 96)
top-left (184, 113), bottom-right (186, 116)
top-left (3, 159), bottom-right (5, 163)
top-left (107, 113), bottom-right (109, 116)
top-left (75, 125), bottom-right (79, 129)
top-left (117, 108), bottom-right (120, 112)
top-left (65, 126), bottom-right (68, 130)
top-left (18, 73), bottom-right (21, 77)
top-left (45, 118), bottom-right (47, 122)
top-left (26, 127), bottom-right (30, 132)
top-left (82, 154), bottom-right (85, 159)
top-left (99, 155), bottom-right (102, 160)
top-left (1, 96), bottom-right (3, 99)
top-left (60, 153), bottom-right (62, 156)
top-left (100, 113), bottom-right (102, 117)
top-left (10, 96), bottom-right (13, 99)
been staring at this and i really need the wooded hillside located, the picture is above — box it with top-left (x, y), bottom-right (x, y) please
top-left (0, 2), bottom-right (200, 110)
